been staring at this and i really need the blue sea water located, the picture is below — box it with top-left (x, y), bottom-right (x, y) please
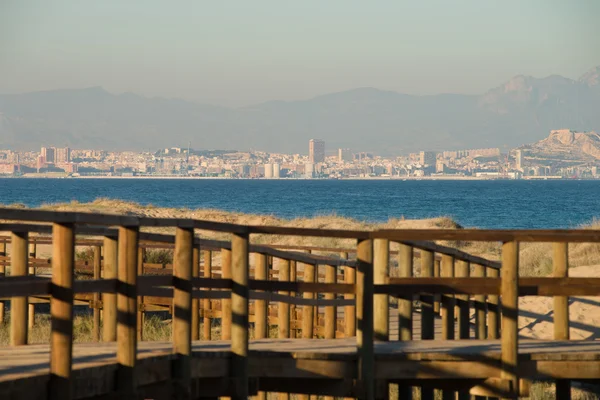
top-left (0, 178), bottom-right (598, 229)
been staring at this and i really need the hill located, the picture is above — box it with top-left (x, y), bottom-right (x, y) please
top-left (1, 66), bottom-right (599, 154)
top-left (519, 129), bottom-right (600, 167)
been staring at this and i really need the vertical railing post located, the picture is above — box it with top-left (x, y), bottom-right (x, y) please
top-left (439, 257), bottom-right (455, 400)
top-left (254, 253), bottom-right (268, 339)
top-left (103, 235), bottom-right (118, 342)
top-left (173, 227), bottom-right (194, 398)
top-left (501, 241), bottom-right (519, 399)
top-left (357, 238), bottom-right (374, 400)
top-left (553, 242), bottom-right (570, 399)
top-left (302, 261), bottom-right (315, 339)
top-left (254, 252), bottom-right (268, 400)
top-left (192, 244), bottom-right (200, 341)
top-left (277, 258), bottom-right (290, 400)
top-left (221, 248), bottom-right (232, 340)
top-left (473, 264), bottom-right (487, 340)
top-left (456, 260), bottom-right (470, 340)
top-left (49, 222), bottom-right (75, 400)
top-left (289, 260), bottom-right (297, 338)
top-left (231, 231), bottom-right (250, 400)
top-left (203, 250), bottom-right (213, 340)
top-left (397, 243), bottom-right (413, 400)
top-left (0, 239), bottom-right (5, 325)
top-left (117, 225), bottom-right (139, 395)
top-left (28, 241), bottom-right (37, 329)
top-left (342, 252), bottom-right (356, 338)
top-left (10, 231), bottom-right (28, 345)
top-left (420, 250), bottom-right (435, 400)
top-left (137, 247), bottom-right (145, 341)
top-left (487, 266), bottom-right (500, 340)
top-left (374, 239), bottom-right (389, 342)
top-left (324, 263), bottom-right (336, 339)
top-left (278, 258), bottom-right (291, 339)
top-left (433, 258), bottom-right (441, 315)
top-left (92, 245), bottom-right (102, 342)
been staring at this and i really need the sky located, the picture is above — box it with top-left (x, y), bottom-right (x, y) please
top-left (1, 0), bottom-right (599, 107)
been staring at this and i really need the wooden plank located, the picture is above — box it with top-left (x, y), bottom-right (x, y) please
top-left (231, 232), bottom-right (250, 399)
top-left (472, 264), bottom-right (487, 340)
top-left (420, 251), bottom-right (435, 341)
top-left (397, 243), bottom-right (413, 400)
top-left (440, 255), bottom-right (455, 342)
top-left (373, 238), bottom-right (389, 342)
top-left (221, 248), bottom-right (232, 340)
top-left (49, 222), bottom-right (75, 400)
top-left (455, 260), bottom-right (470, 340)
top-left (116, 225), bottom-right (139, 395)
top-left (28, 242), bottom-right (37, 329)
top-left (173, 227), bottom-right (193, 399)
top-left (487, 267), bottom-right (500, 340)
top-left (501, 241), bottom-right (519, 399)
top-left (103, 235), bottom-right (118, 342)
top-left (92, 245), bottom-right (101, 342)
top-left (10, 231), bottom-right (28, 346)
top-left (357, 238), bottom-right (374, 400)
top-left (249, 280), bottom-right (354, 294)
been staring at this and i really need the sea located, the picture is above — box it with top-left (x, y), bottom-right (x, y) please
top-left (0, 178), bottom-right (599, 229)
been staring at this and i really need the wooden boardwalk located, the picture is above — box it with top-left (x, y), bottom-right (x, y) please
top-left (1, 209), bottom-right (600, 399)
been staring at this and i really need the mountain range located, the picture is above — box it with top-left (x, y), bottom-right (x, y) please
top-left (1, 66), bottom-right (599, 155)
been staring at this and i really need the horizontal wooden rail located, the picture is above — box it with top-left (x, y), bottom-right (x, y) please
top-left (250, 280), bottom-right (355, 294)
top-left (381, 277), bottom-right (600, 296)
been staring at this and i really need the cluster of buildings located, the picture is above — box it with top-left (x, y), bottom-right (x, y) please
top-left (0, 138), bottom-right (599, 179)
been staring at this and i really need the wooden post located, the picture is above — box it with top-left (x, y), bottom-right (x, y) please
top-left (420, 250), bottom-right (435, 400)
top-left (420, 250), bottom-right (435, 340)
top-left (92, 245), bottom-right (102, 342)
top-left (553, 242), bottom-right (571, 399)
top-left (10, 231), bottom-right (28, 346)
top-left (203, 250), bottom-right (212, 340)
top-left (439, 256), bottom-right (455, 400)
top-left (28, 241), bottom-right (37, 329)
top-left (137, 247), bottom-right (145, 341)
top-left (231, 232), bottom-right (250, 400)
top-left (324, 263), bottom-right (337, 339)
top-left (487, 267), bottom-right (500, 339)
top-left (103, 235), bottom-right (118, 342)
top-left (374, 238), bottom-right (389, 341)
top-left (255, 253), bottom-right (268, 339)
top-left (455, 260), bottom-right (470, 400)
top-left (221, 248), bottom-right (232, 340)
top-left (501, 241), bottom-right (519, 399)
top-left (192, 244), bottom-right (200, 341)
top-left (302, 262), bottom-right (316, 339)
top-left (49, 223), bottom-right (75, 400)
top-left (397, 244), bottom-right (413, 400)
top-left (0, 240), bottom-right (4, 325)
top-left (277, 258), bottom-right (291, 339)
top-left (290, 260), bottom-right (297, 339)
top-left (278, 261), bottom-right (291, 400)
top-left (440, 255), bottom-right (455, 341)
top-left (116, 226), bottom-right (139, 395)
top-left (433, 259), bottom-right (441, 315)
top-left (173, 227), bottom-right (194, 399)
top-left (456, 260), bottom-right (470, 340)
top-left (342, 252), bottom-right (356, 337)
top-left (357, 239), bottom-right (374, 400)
top-left (473, 264), bottom-right (487, 340)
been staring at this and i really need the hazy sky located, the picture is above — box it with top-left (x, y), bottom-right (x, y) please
top-left (1, 0), bottom-right (599, 106)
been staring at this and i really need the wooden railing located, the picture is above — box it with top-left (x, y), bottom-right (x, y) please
top-left (0, 208), bottom-right (599, 400)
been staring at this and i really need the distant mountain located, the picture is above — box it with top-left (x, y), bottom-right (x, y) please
top-left (1, 66), bottom-right (600, 154)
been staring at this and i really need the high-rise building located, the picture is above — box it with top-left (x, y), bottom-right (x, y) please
top-left (419, 151), bottom-right (437, 166)
top-left (272, 163), bottom-right (281, 178)
top-left (338, 148), bottom-right (352, 162)
top-left (264, 163), bottom-right (273, 178)
top-left (55, 147), bottom-right (71, 163)
top-left (309, 139), bottom-right (325, 163)
top-left (515, 150), bottom-right (523, 170)
top-left (41, 147), bottom-right (55, 163)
